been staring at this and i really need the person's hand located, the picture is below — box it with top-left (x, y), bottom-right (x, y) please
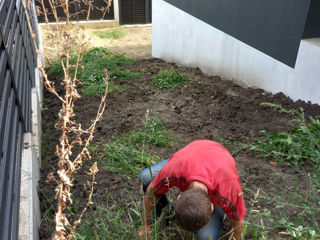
top-left (138, 224), bottom-right (152, 239)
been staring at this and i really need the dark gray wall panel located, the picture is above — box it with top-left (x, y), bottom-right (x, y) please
top-left (164, 0), bottom-right (312, 67)
top-left (303, 0), bottom-right (320, 39)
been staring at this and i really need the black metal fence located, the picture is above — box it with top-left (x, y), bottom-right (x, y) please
top-left (0, 0), bottom-right (39, 239)
top-left (36, 0), bottom-right (115, 23)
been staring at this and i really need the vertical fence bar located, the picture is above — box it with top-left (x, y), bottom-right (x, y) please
top-left (0, 90), bottom-right (16, 238)
top-left (3, 103), bottom-right (19, 240)
top-left (0, 70), bottom-right (11, 154)
top-left (11, 124), bottom-right (23, 240)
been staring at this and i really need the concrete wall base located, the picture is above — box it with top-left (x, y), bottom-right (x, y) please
top-left (18, 41), bottom-right (43, 240)
top-left (19, 133), bottom-right (40, 240)
top-left (31, 88), bottom-right (42, 167)
top-left (152, 0), bottom-right (320, 104)
top-left (18, 89), bottom-right (42, 240)
top-left (40, 20), bottom-right (120, 31)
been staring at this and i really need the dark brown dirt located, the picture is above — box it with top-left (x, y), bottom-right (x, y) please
top-left (39, 58), bottom-right (320, 239)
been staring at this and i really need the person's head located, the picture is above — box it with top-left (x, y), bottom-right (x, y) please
top-left (175, 187), bottom-right (213, 232)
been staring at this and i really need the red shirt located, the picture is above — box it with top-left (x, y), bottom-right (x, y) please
top-left (152, 140), bottom-right (246, 220)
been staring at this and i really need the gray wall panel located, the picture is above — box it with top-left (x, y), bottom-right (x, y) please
top-left (303, 0), bottom-right (320, 39)
top-left (164, 0), bottom-right (312, 67)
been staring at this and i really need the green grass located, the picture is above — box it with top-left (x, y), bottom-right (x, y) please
top-left (152, 70), bottom-right (192, 88)
top-left (90, 116), bottom-right (176, 176)
top-left (223, 103), bottom-right (320, 239)
top-left (242, 173), bottom-right (320, 240)
top-left (122, 116), bottom-right (174, 147)
top-left (75, 205), bottom-right (140, 240)
top-left (38, 188), bottom-right (56, 236)
top-left (95, 28), bottom-right (126, 39)
top-left (74, 189), bottom-right (183, 240)
top-left (92, 139), bottom-right (159, 175)
top-left (47, 47), bottom-right (142, 96)
top-left (249, 103), bottom-right (320, 174)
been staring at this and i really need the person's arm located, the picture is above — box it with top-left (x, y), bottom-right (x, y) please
top-left (138, 181), bottom-right (158, 239)
top-left (228, 219), bottom-right (245, 240)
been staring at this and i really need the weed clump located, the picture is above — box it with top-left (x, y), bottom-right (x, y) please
top-left (123, 116), bottom-right (174, 147)
top-left (250, 103), bottom-right (320, 174)
top-left (152, 70), bottom-right (192, 88)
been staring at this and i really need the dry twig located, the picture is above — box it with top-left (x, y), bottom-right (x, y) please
top-left (37, 0), bottom-right (113, 22)
top-left (21, 0), bottom-right (39, 55)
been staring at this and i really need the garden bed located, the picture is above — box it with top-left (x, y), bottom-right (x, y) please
top-left (40, 50), bottom-right (320, 239)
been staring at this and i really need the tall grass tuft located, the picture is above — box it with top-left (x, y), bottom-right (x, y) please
top-left (123, 116), bottom-right (174, 147)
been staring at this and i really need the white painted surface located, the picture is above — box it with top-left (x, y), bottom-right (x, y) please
top-left (19, 133), bottom-right (40, 240)
top-left (113, 0), bottom-right (119, 23)
top-left (19, 89), bottom-right (42, 240)
top-left (31, 88), bottom-right (42, 167)
top-left (152, 0), bottom-right (320, 104)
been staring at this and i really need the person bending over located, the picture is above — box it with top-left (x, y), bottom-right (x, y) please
top-left (138, 140), bottom-right (246, 240)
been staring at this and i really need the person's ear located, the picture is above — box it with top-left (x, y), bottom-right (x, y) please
top-left (177, 193), bottom-right (181, 200)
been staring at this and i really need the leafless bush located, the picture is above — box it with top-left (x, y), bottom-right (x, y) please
top-left (36, 0), bottom-right (113, 24)
top-left (25, 0), bottom-right (113, 239)
top-left (39, 57), bottom-right (108, 239)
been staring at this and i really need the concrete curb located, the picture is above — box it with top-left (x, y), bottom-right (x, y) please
top-left (19, 133), bottom-right (40, 240)
top-left (18, 89), bottom-right (42, 240)
top-left (39, 19), bottom-right (120, 30)
top-left (19, 44), bottom-right (43, 240)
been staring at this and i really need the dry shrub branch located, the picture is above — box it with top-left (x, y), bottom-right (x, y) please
top-left (39, 43), bottom-right (108, 239)
top-left (34, 0), bottom-right (113, 239)
top-left (39, 56), bottom-right (108, 238)
top-left (36, 0), bottom-right (113, 23)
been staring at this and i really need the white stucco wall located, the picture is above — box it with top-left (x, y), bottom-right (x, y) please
top-left (152, 0), bottom-right (320, 104)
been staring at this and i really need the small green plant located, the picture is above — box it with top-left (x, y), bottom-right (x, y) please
top-left (95, 28), bottom-right (126, 39)
top-left (278, 218), bottom-right (319, 239)
top-left (123, 116), bottom-right (174, 147)
top-left (250, 104), bottom-right (320, 174)
top-left (47, 47), bottom-right (142, 96)
top-left (152, 70), bottom-right (192, 88)
top-left (260, 102), bottom-right (298, 116)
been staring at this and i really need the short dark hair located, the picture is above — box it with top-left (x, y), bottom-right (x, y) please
top-left (175, 188), bottom-right (212, 232)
